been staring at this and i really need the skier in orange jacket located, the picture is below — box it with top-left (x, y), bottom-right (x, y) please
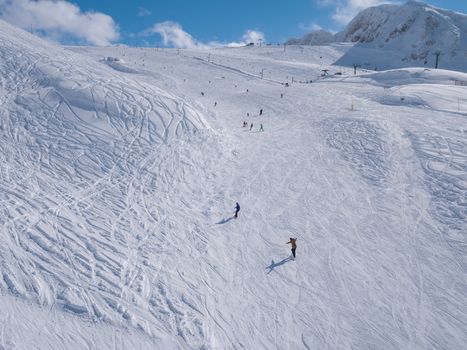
top-left (287, 238), bottom-right (297, 259)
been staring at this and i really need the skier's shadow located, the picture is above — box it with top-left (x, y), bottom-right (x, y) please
top-left (265, 256), bottom-right (292, 274)
top-left (216, 216), bottom-right (234, 224)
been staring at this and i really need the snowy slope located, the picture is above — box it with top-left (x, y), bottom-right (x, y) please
top-left (0, 19), bottom-right (225, 349)
top-left (1, 19), bottom-right (467, 350)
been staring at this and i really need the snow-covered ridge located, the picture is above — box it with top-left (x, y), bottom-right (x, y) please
top-left (351, 67), bottom-right (467, 87)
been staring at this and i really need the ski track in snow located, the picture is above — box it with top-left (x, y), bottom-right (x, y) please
top-left (322, 118), bottom-right (390, 186)
top-left (0, 22), bottom-right (466, 349)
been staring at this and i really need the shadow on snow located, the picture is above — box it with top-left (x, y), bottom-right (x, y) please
top-left (216, 216), bottom-right (235, 224)
top-left (265, 256), bottom-right (293, 274)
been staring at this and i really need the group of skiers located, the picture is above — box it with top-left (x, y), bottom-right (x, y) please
top-left (242, 122), bottom-right (264, 132)
top-left (234, 202), bottom-right (297, 260)
top-left (241, 108), bottom-right (265, 132)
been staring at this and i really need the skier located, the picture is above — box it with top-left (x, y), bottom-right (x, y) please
top-left (250, 123), bottom-right (253, 131)
top-left (259, 124), bottom-right (264, 132)
top-left (280, 93), bottom-right (283, 98)
top-left (234, 202), bottom-right (240, 218)
top-left (259, 109), bottom-right (263, 116)
top-left (286, 238), bottom-right (297, 259)
top-left (214, 102), bottom-right (217, 107)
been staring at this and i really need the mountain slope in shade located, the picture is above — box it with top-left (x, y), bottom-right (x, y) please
top-left (286, 29), bottom-right (335, 45)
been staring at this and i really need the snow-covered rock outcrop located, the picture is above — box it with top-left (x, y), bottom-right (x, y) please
top-left (289, 1), bottom-right (467, 70)
top-left (336, 0), bottom-right (467, 63)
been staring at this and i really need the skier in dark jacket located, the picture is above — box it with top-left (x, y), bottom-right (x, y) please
top-left (234, 202), bottom-right (240, 218)
top-left (287, 238), bottom-right (297, 259)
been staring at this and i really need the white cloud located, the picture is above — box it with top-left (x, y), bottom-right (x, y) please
top-left (148, 21), bottom-right (265, 49)
top-left (242, 30), bottom-right (265, 44)
top-left (223, 29), bottom-right (266, 47)
top-left (317, 0), bottom-right (398, 26)
top-left (150, 21), bottom-right (207, 49)
top-left (225, 30), bottom-right (265, 47)
top-left (0, 0), bottom-right (119, 45)
top-left (137, 6), bottom-right (151, 17)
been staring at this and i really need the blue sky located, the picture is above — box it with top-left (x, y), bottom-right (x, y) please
top-left (0, 0), bottom-right (466, 46)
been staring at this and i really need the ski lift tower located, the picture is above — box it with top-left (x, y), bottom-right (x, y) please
top-left (352, 64), bottom-right (361, 75)
top-left (434, 51), bottom-right (441, 69)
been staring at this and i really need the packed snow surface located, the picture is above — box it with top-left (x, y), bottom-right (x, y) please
top-left (1, 20), bottom-right (466, 349)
